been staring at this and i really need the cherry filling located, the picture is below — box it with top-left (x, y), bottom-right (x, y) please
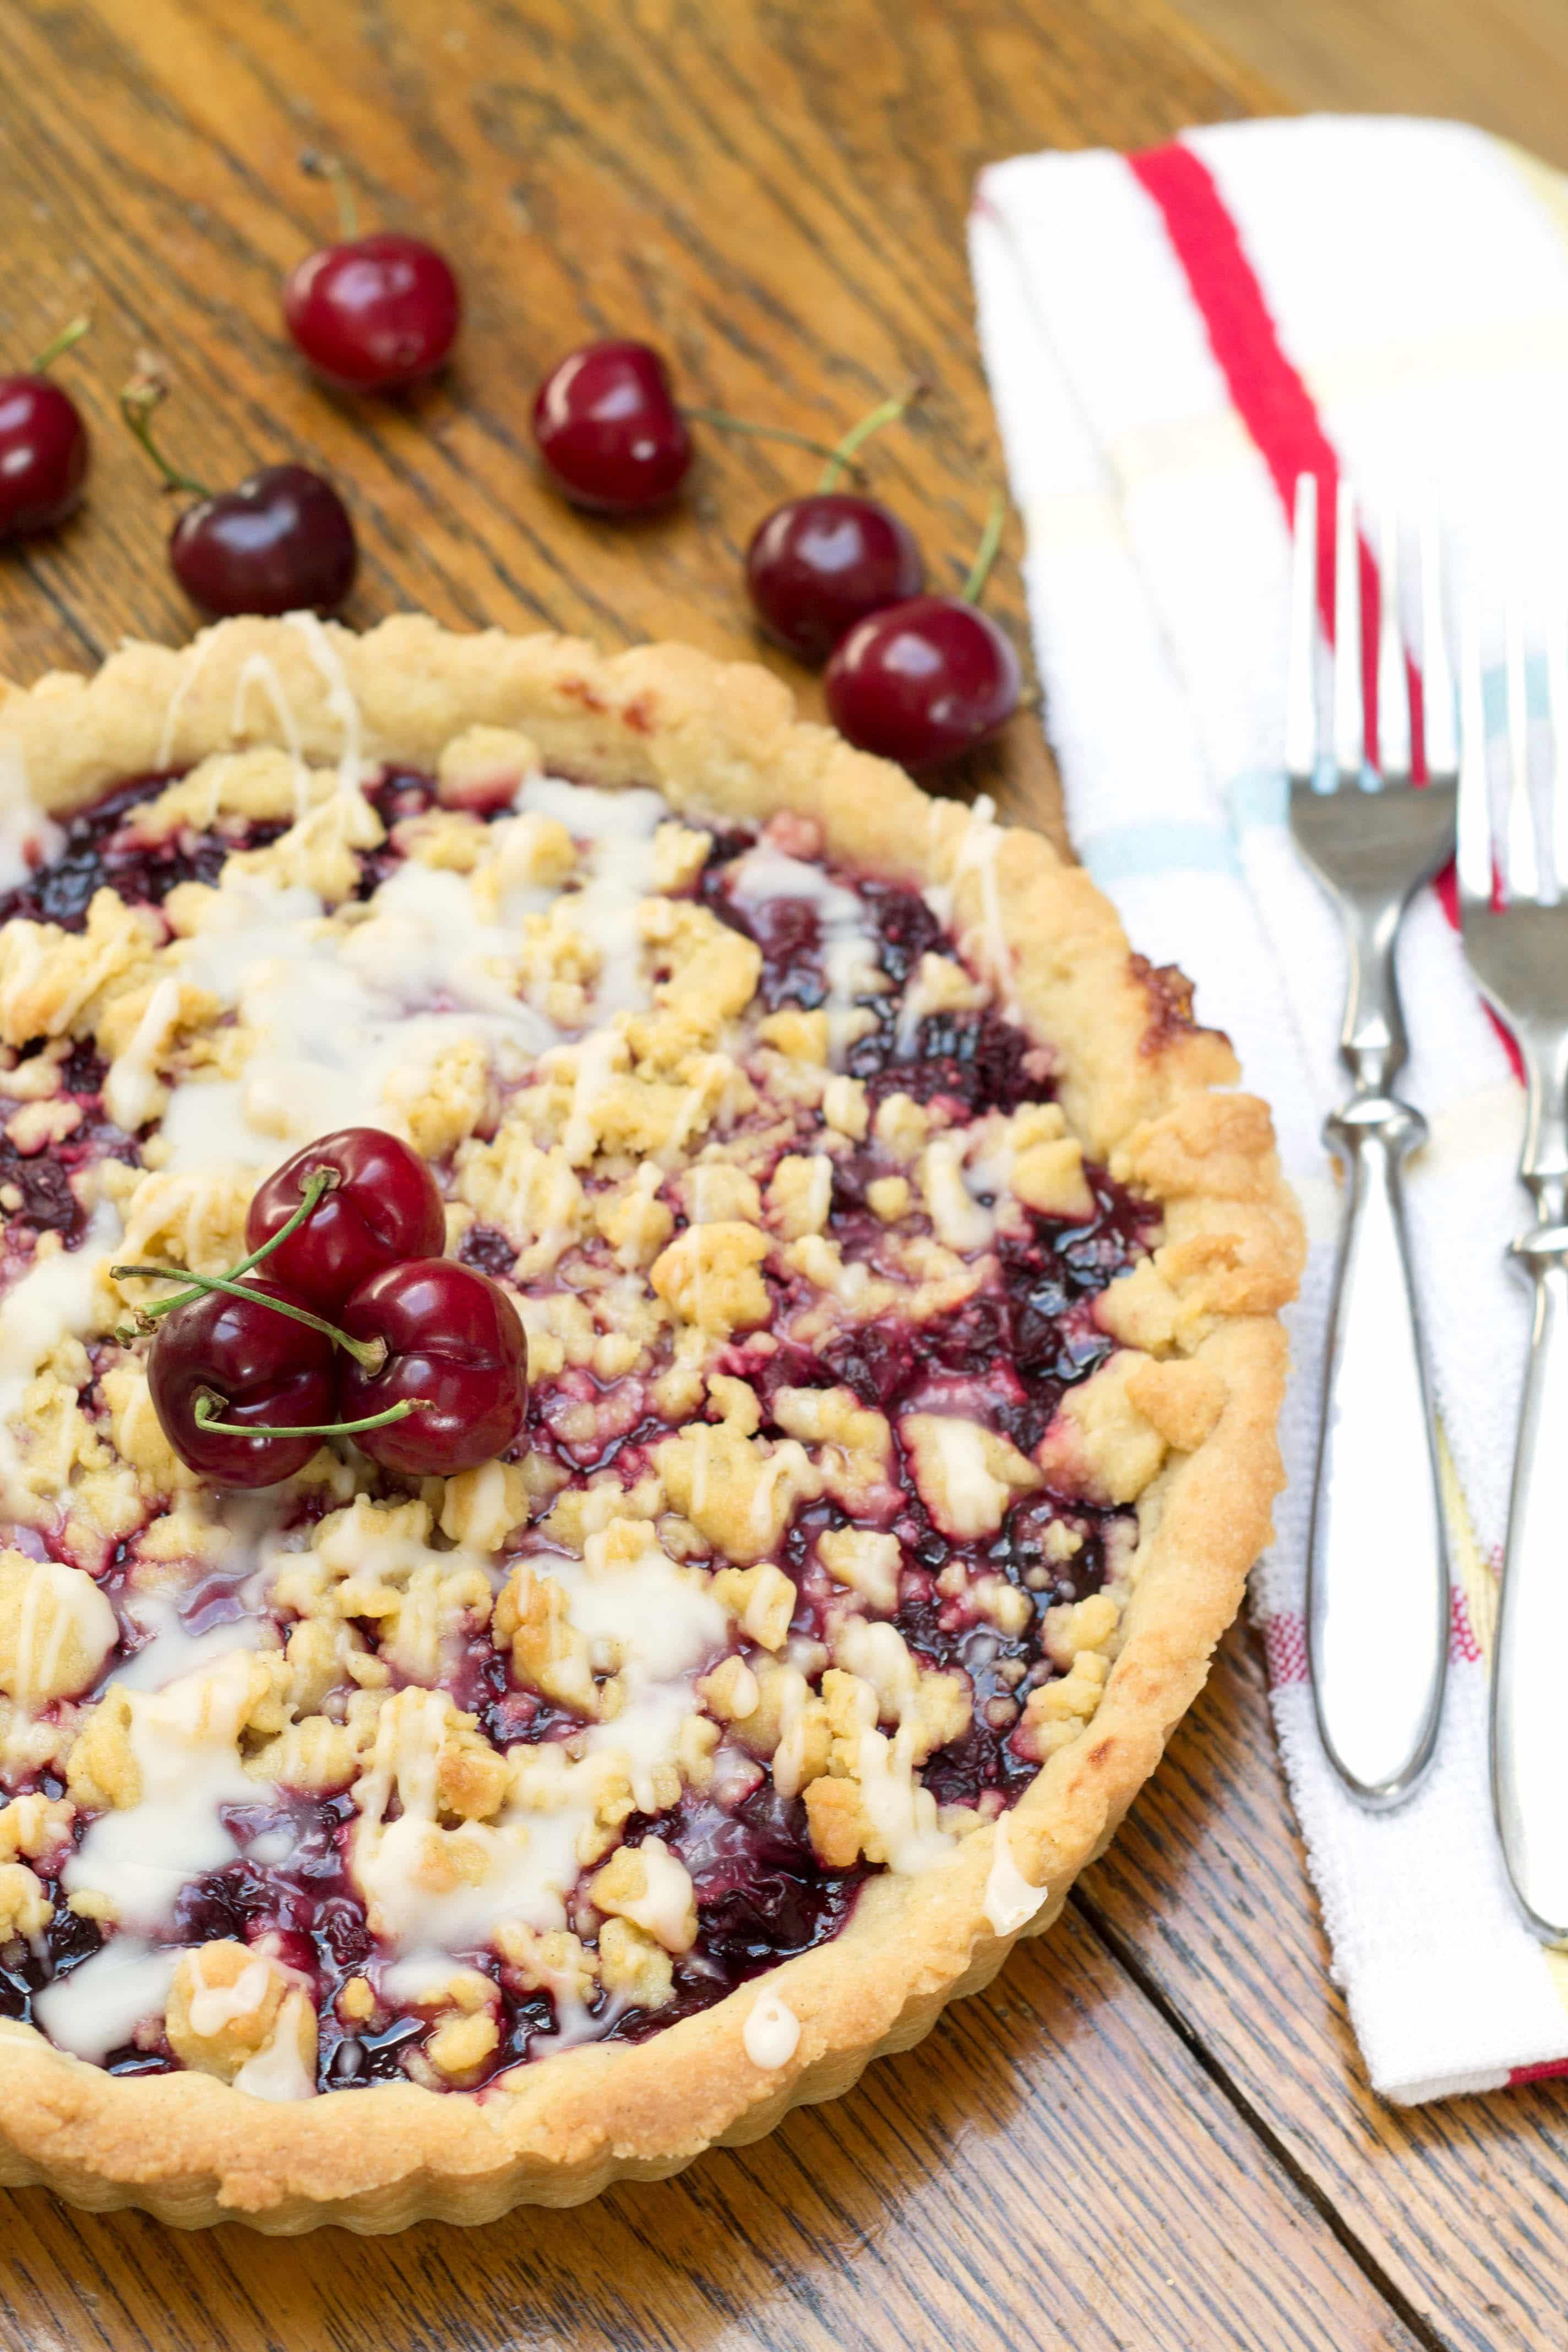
top-left (0, 774), bottom-right (291, 932)
top-left (1, 773), bottom-right (1161, 2090)
top-left (0, 1041), bottom-right (135, 1248)
top-left (608, 1789), bottom-right (865, 2044)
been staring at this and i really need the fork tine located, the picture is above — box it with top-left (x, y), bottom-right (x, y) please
top-left (1286, 473), bottom-right (1320, 781)
top-left (1334, 481), bottom-right (1364, 780)
top-left (1504, 584), bottom-right (1540, 903)
top-left (1420, 495), bottom-right (1456, 778)
top-left (1547, 587), bottom-right (1568, 896)
top-left (1377, 503), bottom-right (1411, 777)
top-left (1458, 586), bottom-right (1494, 906)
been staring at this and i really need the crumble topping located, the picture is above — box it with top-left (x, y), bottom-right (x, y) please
top-left (0, 727), bottom-right (1183, 2100)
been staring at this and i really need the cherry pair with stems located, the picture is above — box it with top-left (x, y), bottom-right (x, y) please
top-left (114, 1127), bottom-right (527, 1491)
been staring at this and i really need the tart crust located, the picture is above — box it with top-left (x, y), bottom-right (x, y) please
top-left (0, 617), bottom-right (1302, 2231)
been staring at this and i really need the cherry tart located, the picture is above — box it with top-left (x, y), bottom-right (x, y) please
top-left (0, 618), bottom-right (1300, 2232)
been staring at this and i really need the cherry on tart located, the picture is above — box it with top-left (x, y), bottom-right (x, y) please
top-left (744, 386), bottom-right (925, 664)
top-left (0, 317), bottom-right (91, 542)
top-left (246, 1125), bottom-right (445, 1312)
top-left (824, 496), bottom-right (1021, 766)
top-left (284, 156), bottom-right (460, 394)
top-left (336, 1256), bottom-right (529, 1476)
top-left (148, 1278), bottom-right (336, 1487)
top-left (120, 375), bottom-right (357, 618)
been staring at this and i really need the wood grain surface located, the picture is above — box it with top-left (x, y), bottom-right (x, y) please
top-left (1173, 0), bottom-right (1568, 174)
top-left (0, 4), bottom-right (1564, 2349)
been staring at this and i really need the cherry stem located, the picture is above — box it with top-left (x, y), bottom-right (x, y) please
top-left (961, 492), bottom-right (1008, 606)
top-left (682, 409), bottom-right (862, 474)
top-left (119, 375), bottom-right (211, 499)
top-left (193, 1393), bottom-right (418, 1441)
top-left (301, 150), bottom-right (359, 242)
top-left (119, 1169), bottom-right (339, 1333)
top-left (110, 1262), bottom-right (386, 1372)
top-left (816, 379), bottom-right (924, 493)
top-left (31, 317), bottom-right (92, 376)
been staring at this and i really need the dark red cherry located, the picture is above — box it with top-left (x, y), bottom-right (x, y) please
top-left (0, 319), bottom-right (92, 543)
top-left (121, 376), bottom-right (357, 619)
top-left (746, 494), bottom-right (924, 665)
top-left (170, 466), bottom-right (357, 618)
top-left (284, 233), bottom-right (461, 395)
top-left (532, 341), bottom-right (692, 515)
top-left (245, 1126), bottom-right (445, 1313)
top-left (824, 596), bottom-right (1021, 768)
top-left (0, 380), bottom-right (88, 542)
top-left (148, 1279), bottom-right (336, 1488)
top-left (337, 1258), bottom-right (528, 1476)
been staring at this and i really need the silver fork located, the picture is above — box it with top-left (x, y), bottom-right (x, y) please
top-left (1457, 588), bottom-right (1568, 1938)
top-left (1287, 476), bottom-right (1457, 1807)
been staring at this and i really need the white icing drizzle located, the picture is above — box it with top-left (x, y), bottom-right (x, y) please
top-left (32, 1937), bottom-right (178, 2065)
top-left (927, 794), bottom-right (1016, 1020)
top-left (742, 1988), bottom-right (801, 2070)
top-left (516, 775), bottom-right (667, 1016)
top-left (727, 844), bottom-right (885, 1062)
top-left (616, 1837), bottom-right (694, 1949)
top-left (283, 610), bottom-right (363, 795)
top-left (0, 741), bottom-right (63, 894)
top-left (144, 770), bottom-right (671, 1181)
top-left (352, 1689), bottom-right (585, 1951)
top-left (918, 1130), bottom-right (995, 1253)
top-left (63, 1650), bottom-right (258, 1931)
top-left (10, 1558), bottom-right (116, 1705)
top-left (983, 1812), bottom-right (1047, 1937)
top-left (155, 623), bottom-right (221, 771)
top-left (232, 1996), bottom-right (317, 2102)
top-left (159, 865), bottom-right (542, 1175)
top-left (186, 1954), bottom-right (272, 2038)
top-left (0, 1200), bottom-right (122, 1504)
top-left (107, 1589), bottom-right (267, 1695)
top-left (231, 652), bottom-right (308, 806)
top-left (104, 971), bottom-right (183, 1133)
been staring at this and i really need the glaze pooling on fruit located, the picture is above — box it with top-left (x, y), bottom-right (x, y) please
top-left (0, 728), bottom-right (1191, 2104)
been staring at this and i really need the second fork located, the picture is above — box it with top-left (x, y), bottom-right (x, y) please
top-left (1287, 476), bottom-right (1457, 1807)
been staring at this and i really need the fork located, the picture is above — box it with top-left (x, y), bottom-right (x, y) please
top-left (1457, 589), bottom-right (1568, 1938)
top-left (1287, 476), bottom-right (1457, 1807)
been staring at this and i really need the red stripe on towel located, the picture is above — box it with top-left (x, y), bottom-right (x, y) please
top-left (1128, 139), bottom-right (1405, 771)
top-left (1129, 137), bottom-right (1523, 1081)
top-left (1511, 2058), bottom-right (1568, 2086)
top-left (1260, 1610), bottom-right (1309, 1687)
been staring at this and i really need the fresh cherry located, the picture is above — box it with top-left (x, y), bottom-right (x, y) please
top-left (285, 239), bottom-right (460, 394)
top-left (148, 1278), bottom-right (336, 1488)
top-left (0, 318), bottom-right (91, 543)
top-left (748, 497), bottom-right (923, 665)
top-left (121, 375), bottom-right (357, 618)
top-left (744, 386), bottom-right (924, 664)
top-left (284, 157), bottom-right (459, 394)
top-left (533, 341), bottom-right (692, 515)
top-left (823, 497), bottom-right (1021, 766)
top-left (245, 1126), bottom-right (445, 1313)
top-left (170, 468), bottom-right (357, 618)
top-left (336, 1258), bottom-right (529, 1477)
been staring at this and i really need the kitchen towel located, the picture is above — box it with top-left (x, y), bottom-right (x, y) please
top-left (971, 114), bottom-right (1568, 2101)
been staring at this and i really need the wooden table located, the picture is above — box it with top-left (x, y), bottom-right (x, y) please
top-left (1, 4), bottom-right (1565, 2346)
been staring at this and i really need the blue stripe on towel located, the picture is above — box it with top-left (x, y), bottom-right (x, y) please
top-left (1080, 819), bottom-right (1242, 886)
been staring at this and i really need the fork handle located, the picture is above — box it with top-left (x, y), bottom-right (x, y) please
top-left (1490, 1227), bottom-right (1568, 1937)
top-left (1308, 1093), bottom-right (1450, 1805)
